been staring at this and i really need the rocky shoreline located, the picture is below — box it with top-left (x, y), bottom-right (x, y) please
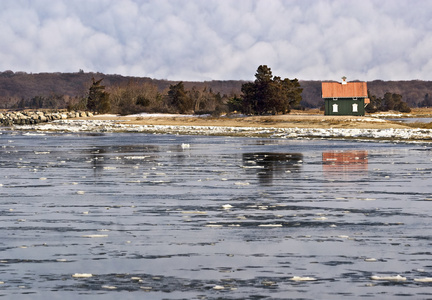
top-left (0, 110), bottom-right (93, 126)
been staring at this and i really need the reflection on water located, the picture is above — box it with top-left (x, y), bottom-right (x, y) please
top-left (86, 145), bottom-right (161, 176)
top-left (1, 132), bottom-right (432, 299)
top-left (322, 150), bottom-right (368, 179)
top-left (242, 152), bottom-right (303, 184)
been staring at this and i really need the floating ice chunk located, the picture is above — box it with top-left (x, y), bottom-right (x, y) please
top-left (213, 285), bottom-right (225, 290)
top-left (242, 165), bottom-right (265, 169)
top-left (414, 277), bottom-right (432, 282)
top-left (371, 275), bottom-right (406, 281)
top-left (76, 191), bottom-right (85, 195)
top-left (234, 182), bottom-right (249, 186)
top-left (205, 224), bottom-right (223, 227)
top-left (181, 211), bottom-right (207, 214)
top-left (259, 224), bottom-right (282, 227)
top-left (181, 143), bottom-right (190, 149)
top-left (56, 259), bottom-right (68, 262)
top-left (338, 235), bottom-right (349, 239)
top-left (81, 234), bottom-right (108, 238)
top-left (290, 276), bottom-right (316, 281)
top-left (314, 217), bottom-right (328, 220)
top-left (72, 273), bottom-right (93, 278)
top-left (102, 285), bottom-right (117, 289)
top-left (39, 177), bottom-right (47, 180)
top-left (222, 204), bottom-right (233, 209)
top-left (364, 258), bottom-right (377, 262)
top-left (124, 156), bottom-right (150, 160)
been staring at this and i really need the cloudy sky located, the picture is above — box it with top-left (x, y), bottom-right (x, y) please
top-left (1, 0), bottom-right (431, 81)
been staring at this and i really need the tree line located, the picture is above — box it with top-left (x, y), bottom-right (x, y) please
top-left (3, 67), bottom-right (431, 114)
top-left (67, 77), bottom-right (229, 116)
top-left (67, 65), bottom-right (303, 116)
top-left (366, 91), bottom-right (411, 113)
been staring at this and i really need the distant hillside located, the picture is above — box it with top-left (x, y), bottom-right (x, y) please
top-left (1, 71), bottom-right (432, 109)
top-left (0, 71), bottom-right (246, 108)
top-left (367, 80), bottom-right (432, 106)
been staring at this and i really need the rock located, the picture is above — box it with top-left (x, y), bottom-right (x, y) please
top-left (0, 110), bottom-right (96, 126)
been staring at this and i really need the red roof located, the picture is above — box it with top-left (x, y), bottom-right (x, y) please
top-left (322, 82), bottom-right (368, 98)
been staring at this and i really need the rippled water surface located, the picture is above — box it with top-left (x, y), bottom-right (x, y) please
top-left (1, 131), bottom-right (432, 299)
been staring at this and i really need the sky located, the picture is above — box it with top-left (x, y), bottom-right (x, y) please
top-left (1, 0), bottom-right (432, 81)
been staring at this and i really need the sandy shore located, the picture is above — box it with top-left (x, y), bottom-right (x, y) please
top-left (88, 112), bottom-right (410, 130)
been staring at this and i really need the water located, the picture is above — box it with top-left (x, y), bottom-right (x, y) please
top-left (1, 131), bottom-right (432, 299)
top-left (387, 117), bottom-right (432, 123)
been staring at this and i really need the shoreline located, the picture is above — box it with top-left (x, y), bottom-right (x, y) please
top-left (5, 115), bottom-right (432, 143)
top-left (3, 109), bottom-right (432, 142)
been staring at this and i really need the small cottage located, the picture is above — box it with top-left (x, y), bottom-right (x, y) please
top-left (322, 78), bottom-right (370, 116)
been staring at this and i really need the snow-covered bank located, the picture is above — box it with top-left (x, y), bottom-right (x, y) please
top-left (10, 119), bottom-right (432, 142)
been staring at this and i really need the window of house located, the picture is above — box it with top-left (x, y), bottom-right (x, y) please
top-left (332, 103), bottom-right (338, 112)
top-left (352, 103), bottom-right (358, 112)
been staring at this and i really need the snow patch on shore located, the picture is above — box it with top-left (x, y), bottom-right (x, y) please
top-left (12, 119), bottom-right (432, 142)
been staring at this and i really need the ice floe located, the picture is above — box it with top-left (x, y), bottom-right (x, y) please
top-left (364, 258), bottom-right (377, 262)
top-left (213, 285), bottom-right (225, 290)
top-left (414, 277), bottom-right (432, 282)
top-left (102, 285), bottom-right (117, 289)
top-left (290, 276), bottom-right (317, 281)
top-left (81, 234), bottom-right (108, 238)
top-left (371, 275), bottom-right (406, 281)
top-left (13, 118), bottom-right (432, 142)
top-left (72, 273), bottom-right (93, 278)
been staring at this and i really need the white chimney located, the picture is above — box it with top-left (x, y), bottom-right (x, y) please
top-left (341, 76), bottom-right (347, 84)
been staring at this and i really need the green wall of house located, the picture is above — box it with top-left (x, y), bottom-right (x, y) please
top-left (324, 98), bottom-right (365, 116)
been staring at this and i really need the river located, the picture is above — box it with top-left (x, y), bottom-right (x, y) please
top-left (1, 131), bottom-right (432, 299)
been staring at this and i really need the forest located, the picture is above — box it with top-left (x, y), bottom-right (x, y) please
top-left (1, 68), bottom-right (431, 115)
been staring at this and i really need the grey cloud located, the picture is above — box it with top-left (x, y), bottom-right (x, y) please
top-left (1, 0), bottom-right (432, 81)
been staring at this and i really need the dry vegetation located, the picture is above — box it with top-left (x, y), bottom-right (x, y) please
top-left (84, 108), bottom-right (432, 130)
